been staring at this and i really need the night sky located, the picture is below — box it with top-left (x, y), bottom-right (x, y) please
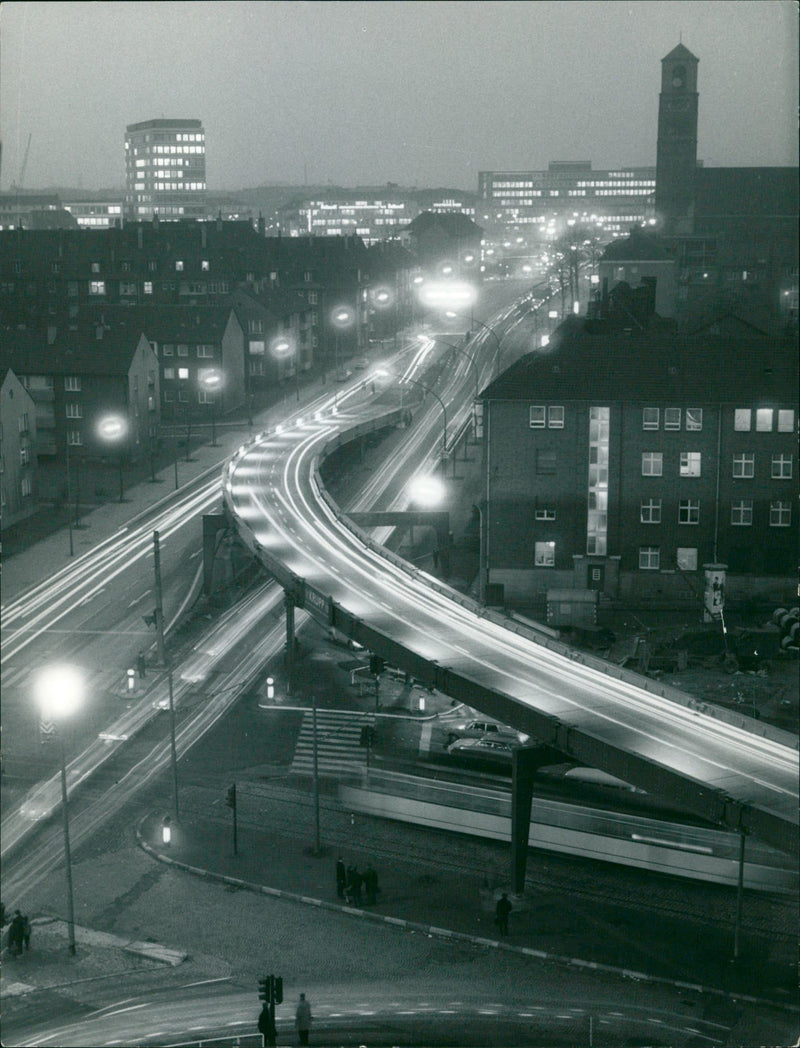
top-left (1, 0), bottom-right (796, 191)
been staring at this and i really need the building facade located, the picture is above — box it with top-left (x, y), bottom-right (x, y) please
top-left (479, 300), bottom-right (798, 610)
top-left (125, 118), bottom-right (207, 222)
top-left (477, 162), bottom-right (656, 238)
top-left (0, 368), bottom-right (38, 530)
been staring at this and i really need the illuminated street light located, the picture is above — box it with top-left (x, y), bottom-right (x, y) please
top-left (198, 368), bottom-right (224, 446)
top-left (330, 305), bottom-right (355, 402)
top-left (416, 279), bottom-right (477, 313)
top-left (404, 376), bottom-right (447, 476)
top-left (97, 414), bottom-right (128, 502)
top-left (271, 335), bottom-right (301, 401)
top-left (34, 664), bottom-right (84, 956)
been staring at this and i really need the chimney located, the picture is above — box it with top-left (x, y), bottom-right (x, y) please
top-left (258, 212), bottom-right (266, 237)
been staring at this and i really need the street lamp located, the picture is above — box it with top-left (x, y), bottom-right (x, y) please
top-left (34, 664), bottom-right (83, 955)
top-left (270, 335), bottom-right (300, 402)
top-left (198, 368), bottom-right (224, 447)
top-left (404, 376), bottom-right (447, 476)
top-left (422, 334), bottom-right (480, 401)
top-left (330, 305), bottom-right (355, 405)
top-left (96, 414), bottom-right (128, 502)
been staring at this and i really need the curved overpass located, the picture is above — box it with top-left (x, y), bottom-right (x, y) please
top-left (223, 385), bottom-right (798, 860)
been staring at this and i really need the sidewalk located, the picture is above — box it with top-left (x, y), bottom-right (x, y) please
top-left (130, 793), bottom-right (798, 1012)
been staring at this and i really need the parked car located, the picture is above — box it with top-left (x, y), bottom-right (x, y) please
top-left (444, 718), bottom-right (528, 746)
top-left (446, 737), bottom-right (516, 767)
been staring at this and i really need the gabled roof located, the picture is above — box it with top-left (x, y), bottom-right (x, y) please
top-left (482, 313), bottom-right (797, 403)
top-left (661, 43), bottom-right (698, 64)
top-left (406, 211), bottom-right (482, 237)
top-left (1, 324), bottom-right (150, 376)
top-left (601, 227), bottom-right (672, 262)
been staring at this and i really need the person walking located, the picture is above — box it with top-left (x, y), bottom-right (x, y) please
top-left (364, 864), bottom-right (379, 905)
top-left (495, 892), bottom-right (512, 935)
top-left (258, 1002), bottom-right (276, 1047)
top-left (21, 914), bottom-right (31, 952)
top-left (347, 865), bottom-right (362, 906)
top-left (137, 651), bottom-right (147, 679)
top-left (295, 991), bottom-right (312, 1045)
top-left (335, 857), bottom-right (346, 899)
top-left (7, 910), bottom-right (24, 957)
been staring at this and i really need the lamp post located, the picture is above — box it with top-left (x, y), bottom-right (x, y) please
top-left (423, 334), bottom-right (480, 401)
top-left (96, 414), bottom-right (128, 502)
top-left (331, 305), bottom-right (355, 406)
top-left (405, 377), bottom-right (447, 476)
top-left (271, 336), bottom-right (300, 402)
top-left (34, 664), bottom-right (83, 955)
top-left (65, 439), bottom-right (74, 557)
top-left (199, 368), bottom-right (224, 447)
top-left (445, 312), bottom-right (506, 376)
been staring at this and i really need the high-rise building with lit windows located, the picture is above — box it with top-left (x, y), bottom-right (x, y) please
top-left (124, 118), bottom-right (207, 222)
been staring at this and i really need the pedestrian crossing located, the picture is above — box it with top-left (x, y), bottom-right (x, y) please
top-left (291, 709), bottom-right (375, 776)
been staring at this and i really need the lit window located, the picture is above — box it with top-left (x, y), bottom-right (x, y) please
top-left (178, 367), bottom-right (189, 379)
top-left (777, 409), bottom-right (795, 432)
top-left (196, 345), bottom-right (214, 358)
top-left (641, 452), bottom-right (662, 476)
top-left (640, 498), bottom-right (661, 523)
top-left (678, 499), bottom-right (700, 524)
top-left (529, 405), bottom-right (546, 428)
top-left (201, 260), bottom-right (210, 271)
top-left (65, 403), bottom-right (82, 419)
top-left (534, 507), bottom-right (556, 520)
top-left (534, 541), bottom-right (555, 566)
top-left (89, 280), bottom-right (106, 295)
top-left (642, 407), bottom-right (659, 431)
top-left (734, 408), bottom-right (751, 431)
top-left (144, 281), bottom-right (153, 295)
top-left (680, 452), bottom-right (701, 477)
top-left (732, 453), bottom-right (754, 478)
top-left (175, 260), bottom-right (184, 272)
top-left (91, 262), bottom-right (100, 273)
top-left (639, 546), bottom-right (660, 570)
top-left (163, 367), bottom-right (175, 380)
top-left (64, 376), bottom-right (81, 391)
top-left (731, 499), bottom-right (753, 526)
top-left (67, 430), bottom-right (82, 446)
top-left (664, 408), bottom-right (681, 430)
top-left (756, 408), bottom-right (773, 432)
top-left (770, 501), bottom-right (791, 527)
top-left (676, 547), bottom-right (698, 571)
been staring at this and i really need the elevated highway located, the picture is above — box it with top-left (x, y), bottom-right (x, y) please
top-left (223, 398), bottom-right (798, 868)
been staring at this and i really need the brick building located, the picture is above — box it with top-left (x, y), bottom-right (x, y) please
top-left (479, 287), bottom-right (798, 610)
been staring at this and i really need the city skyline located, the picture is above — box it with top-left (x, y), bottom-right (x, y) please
top-left (1, 0), bottom-right (797, 194)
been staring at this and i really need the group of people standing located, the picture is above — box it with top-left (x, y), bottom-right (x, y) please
top-left (4, 909), bottom-right (32, 956)
top-left (336, 857), bottom-right (380, 906)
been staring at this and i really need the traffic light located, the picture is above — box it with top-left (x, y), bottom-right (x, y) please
top-left (273, 975), bottom-right (283, 1004)
top-left (369, 654), bottom-right (385, 676)
top-left (143, 610), bottom-right (157, 628)
top-left (258, 976), bottom-right (269, 1002)
top-left (359, 725), bottom-right (377, 747)
top-left (226, 783), bottom-right (237, 809)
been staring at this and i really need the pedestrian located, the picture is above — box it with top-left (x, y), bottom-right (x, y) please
top-left (7, 910), bottom-right (24, 956)
top-left (363, 863), bottom-right (379, 905)
top-left (495, 892), bottom-right (512, 935)
top-left (336, 856), bottom-right (346, 899)
top-left (258, 1003), bottom-right (276, 1047)
top-left (137, 651), bottom-right (147, 679)
top-left (347, 865), bottom-right (362, 906)
top-left (295, 991), bottom-right (312, 1045)
top-left (21, 914), bottom-right (31, 952)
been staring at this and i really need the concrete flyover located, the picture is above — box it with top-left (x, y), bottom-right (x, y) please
top-left (221, 403), bottom-right (799, 875)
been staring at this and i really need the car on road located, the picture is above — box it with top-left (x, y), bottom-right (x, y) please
top-left (443, 717), bottom-right (527, 746)
top-left (446, 736), bottom-right (516, 767)
top-left (353, 357), bottom-right (369, 370)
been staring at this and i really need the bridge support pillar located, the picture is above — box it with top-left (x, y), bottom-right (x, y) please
top-left (285, 592), bottom-right (296, 695)
top-left (511, 745), bottom-right (565, 894)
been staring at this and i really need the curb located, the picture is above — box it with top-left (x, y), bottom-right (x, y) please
top-left (134, 814), bottom-right (799, 1014)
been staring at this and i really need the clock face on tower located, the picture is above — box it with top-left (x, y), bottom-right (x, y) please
top-left (671, 65), bottom-right (686, 89)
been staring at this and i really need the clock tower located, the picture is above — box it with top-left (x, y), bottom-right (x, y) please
top-left (655, 43), bottom-right (699, 235)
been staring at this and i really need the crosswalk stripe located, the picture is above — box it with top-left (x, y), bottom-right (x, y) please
top-left (291, 710), bottom-right (373, 774)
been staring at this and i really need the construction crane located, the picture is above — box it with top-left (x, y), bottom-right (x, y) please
top-left (10, 133), bottom-right (32, 192)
